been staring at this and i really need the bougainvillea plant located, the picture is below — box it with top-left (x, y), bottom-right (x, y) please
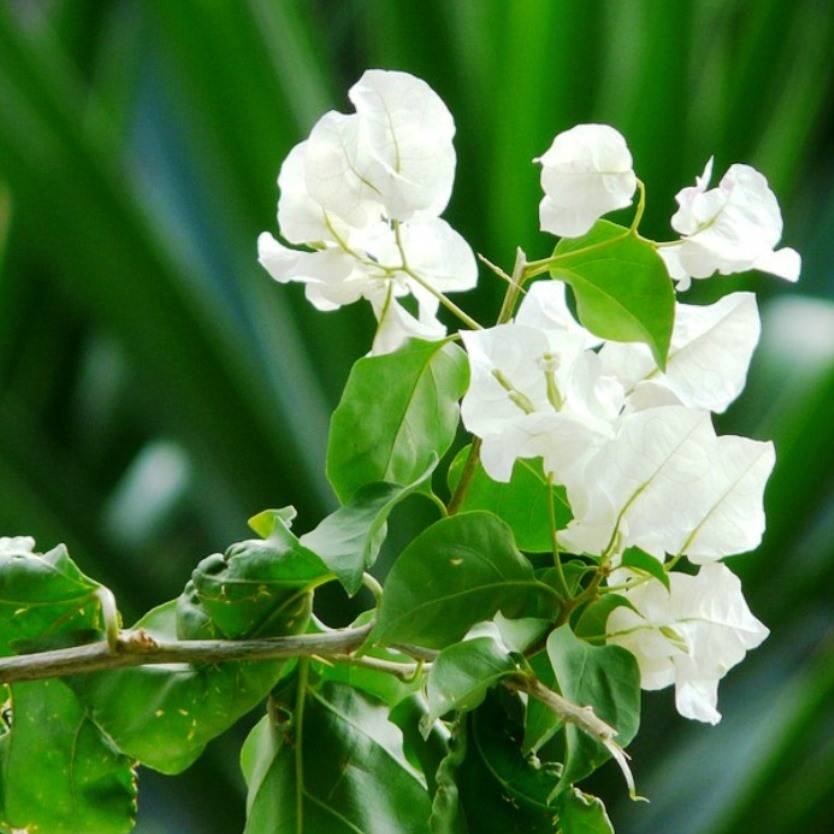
top-left (0, 70), bottom-right (800, 833)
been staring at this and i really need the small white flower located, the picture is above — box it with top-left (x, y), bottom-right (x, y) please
top-left (461, 283), bottom-right (622, 482)
top-left (662, 159), bottom-right (801, 290)
top-left (607, 563), bottom-right (769, 723)
top-left (536, 124), bottom-right (637, 238)
top-left (259, 70), bottom-right (476, 354)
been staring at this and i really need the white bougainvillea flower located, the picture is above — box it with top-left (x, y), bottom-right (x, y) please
top-left (0, 536), bottom-right (36, 555)
top-left (347, 69), bottom-right (456, 221)
top-left (661, 159), bottom-right (801, 290)
top-left (536, 124), bottom-right (637, 238)
top-left (260, 70), bottom-right (475, 354)
top-left (461, 290), bottom-right (623, 482)
top-left (607, 563), bottom-right (769, 723)
top-left (600, 292), bottom-right (761, 413)
top-left (560, 406), bottom-right (774, 561)
top-left (305, 70), bottom-right (456, 227)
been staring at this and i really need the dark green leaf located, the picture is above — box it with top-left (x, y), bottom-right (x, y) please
top-left (447, 446), bottom-right (571, 552)
top-left (551, 220), bottom-right (675, 368)
top-left (620, 546), bottom-right (670, 590)
top-left (390, 694), bottom-right (450, 796)
top-left (0, 679), bottom-right (137, 834)
top-left (373, 512), bottom-right (556, 649)
top-left (556, 787), bottom-right (614, 834)
top-left (430, 718), bottom-right (470, 834)
top-left (423, 636), bottom-right (521, 732)
top-left (327, 339), bottom-right (468, 502)
top-left (546, 625), bottom-right (640, 790)
top-left (241, 682), bottom-right (432, 833)
top-left (301, 460), bottom-right (435, 595)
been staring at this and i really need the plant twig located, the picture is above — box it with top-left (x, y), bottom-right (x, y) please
top-left (0, 624), bottom-right (373, 684)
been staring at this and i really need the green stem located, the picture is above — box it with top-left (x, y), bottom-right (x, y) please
top-left (447, 437), bottom-right (482, 515)
top-left (547, 476), bottom-right (571, 601)
top-left (294, 658), bottom-right (309, 834)
top-left (496, 248), bottom-right (528, 323)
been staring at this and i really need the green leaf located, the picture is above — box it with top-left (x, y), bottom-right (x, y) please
top-left (301, 460), bottom-right (435, 595)
top-left (180, 529), bottom-right (326, 640)
top-left (550, 220), bottom-right (675, 368)
top-left (0, 540), bottom-right (106, 655)
top-left (70, 601), bottom-right (288, 775)
top-left (454, 694), bottom-right (559, 832)
top-left (546, 625), bottom-right (641, 790)
top-left (429, 718), bottom-right (470, 834)
top-left (71, 530), bottom-right (318, 774)
top-left (390, 694), bottom-right (450, 796)
top-left (447, 446), bottom-right (571, 552)
top-left (373, 512), bottom-right (556, 649)
top-left (241, 682), bottom-right (432, 833)
top-left (620, 546), bottom-right (670, 590)
top-left (556, 788), bottom-right (614, 834)
top-left (0, 679), bottom-right (137, 834)
top-left (327, 338), bottom-right (468, 503)
top-left (423, 636), bottom-right (521, 732)
top-left (574, 594), bottom-right (637, 639)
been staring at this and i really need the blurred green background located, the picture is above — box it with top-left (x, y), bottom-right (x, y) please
top-left (1, 1), bottom-right (833, 832)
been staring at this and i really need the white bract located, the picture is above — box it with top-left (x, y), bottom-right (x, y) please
top-left (258, 69), bottom-right (476, 354)
top-left (600, 292), bottom-right (761, 413)
top-left (536, 124), bottom-right (637, 238)
top-left (606, 563), bottom-right (769, 723)
top-left (660, 159), bottom-right (801, 290)
top-left (559, 406), bottom-right (774, 561)
top-left (460, 282), bottom-right (623, 482)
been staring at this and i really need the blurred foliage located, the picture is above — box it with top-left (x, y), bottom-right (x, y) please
top-left (0, 1), bottom-right (833, 832)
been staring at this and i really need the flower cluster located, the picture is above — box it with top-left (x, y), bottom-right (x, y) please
top-left (261, 72), bottom-right (799, 726)
top-left (258, 69), bottom-right (476, 354)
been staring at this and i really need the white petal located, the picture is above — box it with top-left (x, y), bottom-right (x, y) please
top-left (516, 280), bottom-right (600, 348)
top-left (369, 291), bottom-right (446, 356)
top-left (257, 233), bottom-right (366, 311)
top-left (681, 437), bottom-right (775, 561)
top-left (657, 245), bottom-right (691, 290)
top-left (349, 69), bottom-right (456, 220)
top-left (536, 124), bottom-right (636, 238)
top-left (305, 110), bottom-right (384, 228)
top-left (753, 246), bottom-right (801, 282)
top-left (564, 406), bottom-right (715, 558)
top-left (399, 217), bottom-right (477, 294)
top-left (276, 141), bottom-right (332, 245)
top-left (601, 292), bottom-right (761, 413)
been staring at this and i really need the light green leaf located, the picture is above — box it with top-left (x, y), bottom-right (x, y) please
top-left (301, 460), bottom-right (435, 595)
top-left (551, 220), bottom-right (674, 368)
top-left (423, 636), bottom-right (521, 733)
top-left (373, 512), bottom-right (556, 649)
top-left (241, 682), bottom-right (432, 833)
top-left (0, 679), bottom-right (137, 834)
top-left (556, 787), bottom-right (614, 834)
top-left (546, 625), bottom-right (641, 790)
top-left (327, 338), bottom-right (468, 503)
top-left (447, 446), bottom-right (571, 552)
top-left (620, 546), bottom-right (670, 590)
